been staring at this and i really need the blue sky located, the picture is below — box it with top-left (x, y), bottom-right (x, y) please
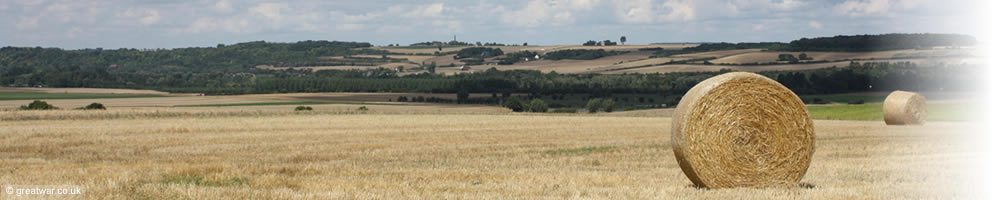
top-left (0, 0), bottom-right (984, 49)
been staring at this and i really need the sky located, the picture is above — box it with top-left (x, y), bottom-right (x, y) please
top-left (0, 0), bottom-right (986, 49)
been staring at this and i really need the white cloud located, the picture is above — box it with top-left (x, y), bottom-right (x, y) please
top-left (140, 10), bottom-right (161, 25)
top-left (661, 0), bottom-right (695, 21)
top-left (432, 19), bottom-right (462, 33)
top-left (752, 24), bottom-right (766, 31)
top-left (808, 20), bottom-right (823, 29)
top-left (248, 3), bottom-right (287, 20)
top-left (181, 17), bottom-right (249, 33)
top-left (120, 8), bottom-right (161, 25)
top-left (502, 0), bottom-right (551, 27)
top-left (15, 0), bottom-right (46, 7)
top-left (45, 3), bottom-right (73, 22)
top-left (16, 17), bottom-right (39, 30)
top-left (616, 0), bottom-right (657, 23)
top-left (835, 0), bottom-right (891, 17)
top-left (66, 27), bottom-right (83, 38)
top-left (214, 0), bottom-right (233, 13)
top-left (553, 11), bottom-right (574, 24)
top-left (566, 0), bottom-right (600, 10)
top-left (619, 0), bottom-right (655, 23)
top-left (333, 11), bottom-right (380, 22)
top-left (774, 0), bottom-right (804, 10)
top-left (407, 3), bottom-right (445, 17)
top-left (335, 23), bottom-right (366, 31)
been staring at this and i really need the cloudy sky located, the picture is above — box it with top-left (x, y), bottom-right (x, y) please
top-left (0, 0), bottom-right (985, 49)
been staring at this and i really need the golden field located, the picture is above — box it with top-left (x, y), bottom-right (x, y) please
top-left (0, 107), bottom-right (981, 199)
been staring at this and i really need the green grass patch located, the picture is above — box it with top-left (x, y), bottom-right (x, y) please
top-left (799, 94), bottom-right (885, 104)
top-left (388, 45), bottom-right (469, 49)
top-left (161, 174), bottom-right (246, 187)
top-left (0, 92), bottom-right (163, 100)
top-left (808, 104), bottom-right (883, 121)
top-left (177, 101), bottom-right (403, 107)
top-left (807, 103), bottom-right (971, 121)
top-left (177, 101), bottom-right (347, 107)
top-left (545, 146), bottom-right (616, 155)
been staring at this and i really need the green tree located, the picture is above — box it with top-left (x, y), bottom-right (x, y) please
top-left (456, 89), bottom-right (469, 104)
top-left (19, 100), bottom-right (58, 110)
top-left (798, 52), bottom-right (812, 60)
top-left (585, 98), bottom-right (602, 113)
top-left (600, 99), bottom-right (615, 112)
top-left (620, 36), bottom-right (627, 45)
top-left (294, 106), bottom-right (312, 111)
top-left (503, 97), bottom-right (524, 112)
top-left (427, 62), bottom-right (437, 74)
top-left (778, 54), bottom-right (799, 63)
top-left (81, 102), bottom-right (106, 110)
top-left (527, 99), bottom-right (548, 113)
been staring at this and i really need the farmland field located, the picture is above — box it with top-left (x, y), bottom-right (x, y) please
top-left (807, 103), bottom-right (972, 121)
top-left (0, 92), bottom-right (164, 101)
top-left (0, 109), bottom-right (980, 199)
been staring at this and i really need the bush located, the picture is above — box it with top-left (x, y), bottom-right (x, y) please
top-left (585, 98), bottom-right (603, 113)
top-left (19, 100), bottom-right (57, 110)
top-left (357, 106), bottom-right (369, 111)
top-left (527, 99), bottom-right (548, 113)
top-left (294, 106), bottom-right (313, 111)
top-left (550, 108), bottom-right (578, 113)
top-left (457, 90), bottom-right (469, 104)
top-left (848, 99), bottom-right (865, 105)
top-left (811, 98), bottom-right (829, 104)
top-left (397, 96), bottom-right (409, 102)
top-left (601, 99), bottom-right (615, 112)
top-left (80, 102), bottom-right (106, 110)
top-left (503, 97), bottom-right (524, 112)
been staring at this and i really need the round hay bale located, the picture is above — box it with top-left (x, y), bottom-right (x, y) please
top-left (671, 72), bottom-right (815, 189)
top-left (883, 90), bottom-right (927, 125)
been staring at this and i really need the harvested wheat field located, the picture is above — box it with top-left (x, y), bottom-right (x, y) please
top-left (0, 87), bottom-right (172, 95)
top-left (0, 92), bottom-right (497, 109)
top-left (0, 110), bottom-right (980, 199)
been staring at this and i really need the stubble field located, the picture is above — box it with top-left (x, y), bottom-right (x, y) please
top-left (0, 110), bottom-right (980, 199)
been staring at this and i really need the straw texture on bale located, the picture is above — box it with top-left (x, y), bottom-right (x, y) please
top-left (671, 72), bottom-right (815, 189)
top-left (883, 90), bottom-right (927, 125)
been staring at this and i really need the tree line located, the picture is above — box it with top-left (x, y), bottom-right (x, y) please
top-left (652, 33), bottom-right (975, 57)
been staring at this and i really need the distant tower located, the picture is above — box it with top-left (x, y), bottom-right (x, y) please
top-left (453, 34), bottom-right (457, 42)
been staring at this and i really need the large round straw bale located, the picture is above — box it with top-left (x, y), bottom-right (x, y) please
top-left (671, 72), bottom-right (815, 189)
top-left (883, 90), bottom-right (927, 125)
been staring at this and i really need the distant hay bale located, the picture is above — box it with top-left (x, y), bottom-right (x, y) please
top-left (883, 91), bottom-right (927, 125)
top-left (671, 72), bottom-right (815, 189)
